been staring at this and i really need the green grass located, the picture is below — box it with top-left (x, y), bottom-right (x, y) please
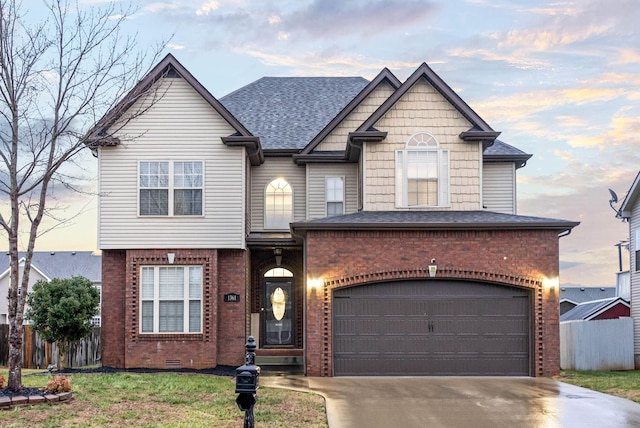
top-left (0, 370), bottom-right (328, 427)
top-left (558, 370), bottom-right (640, 403)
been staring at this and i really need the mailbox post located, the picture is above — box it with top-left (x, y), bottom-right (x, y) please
top-left (236, 336), bottom-right (260, 428)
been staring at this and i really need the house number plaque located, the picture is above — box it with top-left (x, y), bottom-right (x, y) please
top-left (224, 293), bottom-right (241, 303)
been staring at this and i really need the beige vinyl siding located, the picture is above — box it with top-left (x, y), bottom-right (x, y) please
top-left (314, 82), bottom-right (396, 152)
top-left (482, 163), bottom-right (516, 214)
top-left (364, 78), bottom-right (482, 211)
top-left (98, 77), bottom-right (246, 249)
top-left (630, 201), bottom-right (640, 359)
top-left (307, 163), bottom-right (358, 219)
top-left (250, 157), bottom-right (306, 231)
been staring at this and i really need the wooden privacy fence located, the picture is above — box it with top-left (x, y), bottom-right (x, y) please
top-left (560, 318), bottom-right (634, 371)
top-left (0, 325), bottom-right (101, 368)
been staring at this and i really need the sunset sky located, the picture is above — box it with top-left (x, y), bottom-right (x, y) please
top-left (9, 0), bottom-right (640, 288)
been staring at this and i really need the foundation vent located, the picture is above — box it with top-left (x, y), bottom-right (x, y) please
top-left (165, 359), bottom-right (182, 369)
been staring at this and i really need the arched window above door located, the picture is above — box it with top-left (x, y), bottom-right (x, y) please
top-left (265, 178), bottom-right (293, 230)
top-left (264, 267), bottom-right (293, 278)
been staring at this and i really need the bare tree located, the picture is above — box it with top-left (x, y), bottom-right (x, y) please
top-left (0, 0), bottom-right (164, 391)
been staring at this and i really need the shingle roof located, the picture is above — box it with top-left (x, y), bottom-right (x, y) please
top-left (292, 210), bottom-right (579, 232)
top-left (483, 140), bottom-right (532, 169)
top-left (220, 77), bottom-right (369, 150)
top-left (0, 251), bottom-right (101, 283)
top-left (560, 286), bottom-right (616, 304)
top-left (560, 297), bottom-right (629, 321)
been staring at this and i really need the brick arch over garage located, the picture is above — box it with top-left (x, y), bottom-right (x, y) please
top-left (310, 269), bottom-right (547, 377)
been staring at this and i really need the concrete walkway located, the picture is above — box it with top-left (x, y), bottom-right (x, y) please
top-left (261, 375), bottom-right (640, 428)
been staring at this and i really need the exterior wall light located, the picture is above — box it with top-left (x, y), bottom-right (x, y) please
top-left (167, 253), bottom-right (175, 264)
top-left (273, 248), bottom-right (283, 266)
top-left (543, 277), bottom-right (559, 291)
top-left (308, 278), bottom-right (323, 291)
top-left (428, 259), bottom-right (437, 277)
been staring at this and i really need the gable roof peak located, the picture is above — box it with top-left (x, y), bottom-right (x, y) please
top-left (83, 53), bottom-right (254, 149)
top-left (356, 61), bottom-right (499, 147)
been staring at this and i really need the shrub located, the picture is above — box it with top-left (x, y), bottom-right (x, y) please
top-left (45, 375), bottom-right (72, 394)
top-left (0, 374), bottom-right (5, 389)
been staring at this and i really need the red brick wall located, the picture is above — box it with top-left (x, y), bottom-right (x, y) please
top-left (217, 250), bottom-right (248, 366)
top-left (99, 248), bottom-right (249, 369)
top-left (304, 229), bottom-right (561, 377)
top-left (101, 250), bottom-right (126, 368)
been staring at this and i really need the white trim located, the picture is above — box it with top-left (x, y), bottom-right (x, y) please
top-left (395, 146), bottom-right (451, 208)
top-left (139, 265), bottom-right (203, 334)
top-left (325, 176), bottom-right (345, 217)
top-left (361, 142), bottom-right (367, 211)
top-left (264, 177), bottom-right (293, 231)
top-left (137, 160), bottom-right (205, 217)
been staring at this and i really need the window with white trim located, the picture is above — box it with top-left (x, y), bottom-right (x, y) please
top-left (326, 177), bottom-right (345, 217)
top-left (265, 178), bottom-right (292, 230)
top-left (396, 133), bottom-right (449, 207)
top-left (139, 161), bottom-right (203, 216)
top-left (140, 266), bottom-right (202, 334)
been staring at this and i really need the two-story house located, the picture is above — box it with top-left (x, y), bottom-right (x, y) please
top-left (85, 54), bottom-right (578, 376)
top-left (617, 171), bottom-right (640, 368)
top-left (0, 251), bottom-right (102, 325)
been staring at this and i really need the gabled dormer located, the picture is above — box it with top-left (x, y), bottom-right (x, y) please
top-left (345, 63), bottom-right (502, 212)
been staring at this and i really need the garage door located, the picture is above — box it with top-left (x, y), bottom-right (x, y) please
top-left (333, 280), bottom-right (530, 376)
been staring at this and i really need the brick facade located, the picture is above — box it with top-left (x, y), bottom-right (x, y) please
top-left (101, 250), bottom-right (126, 368)
top-left (101, 248), bottom-right (246, 369)
top-left (303, 229), bottom-right (561, 377)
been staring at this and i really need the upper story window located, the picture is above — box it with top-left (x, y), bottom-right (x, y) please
top-left (140, 265), bottom-right (202, 334)
top-left (396, 133), bottom-right (449, 208)
top-left (139, 161), bottom-right (203, 216)
top-left (326, 177), bottom-right (345, 217)
top-left (265, 178), bottom-right (292, 230)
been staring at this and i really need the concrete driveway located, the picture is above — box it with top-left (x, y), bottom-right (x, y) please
top-left (262, 376), bottom-right (640, 428)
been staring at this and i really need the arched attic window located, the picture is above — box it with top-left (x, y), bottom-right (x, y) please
top-left (265, 178), bottom-right (293, 230)
top-left (396, 132), bottom-right (450, 207)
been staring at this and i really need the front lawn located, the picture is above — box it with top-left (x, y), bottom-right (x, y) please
top-left (0, 370), bottom-right (327, 427)
top-left (558, 370), bottom-right (640, 403)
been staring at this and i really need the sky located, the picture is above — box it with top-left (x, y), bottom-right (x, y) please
top-left (8, 0), bottom-right (640, 288)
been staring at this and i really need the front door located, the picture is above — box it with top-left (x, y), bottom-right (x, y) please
top-left (263, 279), bottom-right (294, 346)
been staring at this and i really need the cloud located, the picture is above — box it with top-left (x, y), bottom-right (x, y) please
top-left (196, 1), bottom-right (219, 16)
top-left (167, 43), bottom-right (186, 50)
top-left (519, 168), bottom-right (634, 286)
top-left (282, 0), bottom-right (441, 38)
top-left (447, 48), bottom-right (550, 70)
top-left (614, 48), bottom-right (640, 64)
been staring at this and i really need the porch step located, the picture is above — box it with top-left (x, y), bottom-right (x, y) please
top-left (255, 355), bottom-right (303, 366)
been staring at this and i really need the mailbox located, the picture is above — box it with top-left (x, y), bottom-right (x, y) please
top-left (235, 366), bottom-right (260, 394)
top-left (235, 336), bottom-right (261, 427)
top-left (235, 335), bottom-right (261, 394)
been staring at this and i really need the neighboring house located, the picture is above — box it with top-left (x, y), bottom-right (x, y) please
top-left (617, 170), bottom-right (640, 368)
top-left (560, 297), bottom-right (630, 321)
top-left (0, 251), bottom-right (102, 325)
top-left (559, 286), bottom-right (616, 315)
top-left (84, 54), bottom-right (579, 377)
